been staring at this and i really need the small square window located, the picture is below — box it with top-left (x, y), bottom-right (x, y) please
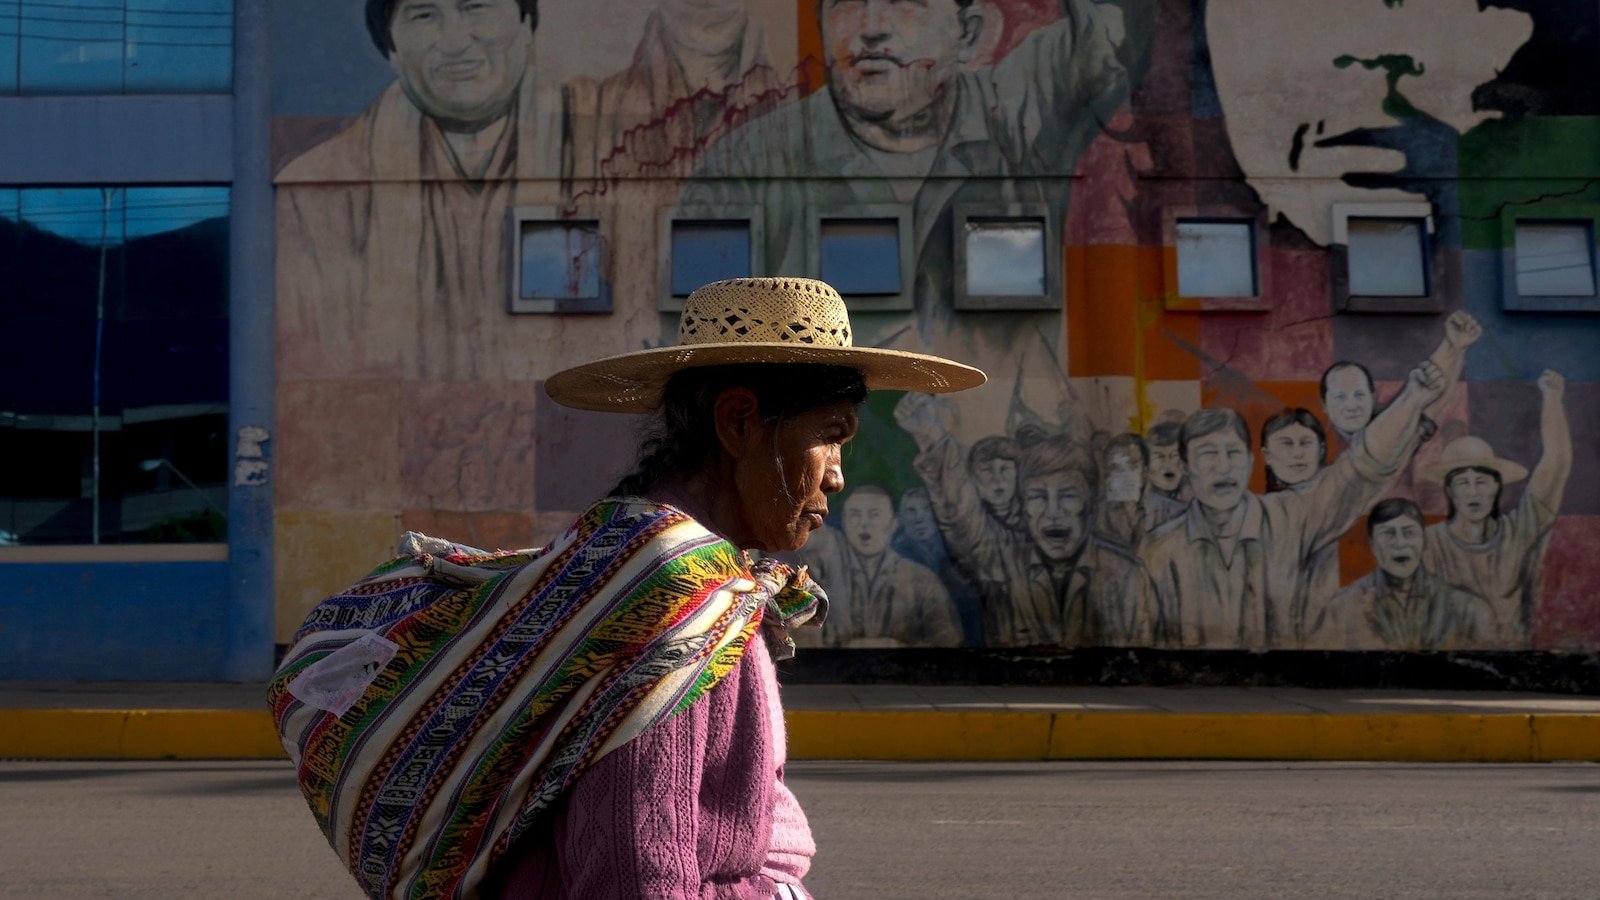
top-left (965, 218), bottom-right (1045, 297)
top-left (1515, 220), bottom-right (1595, 297)
top-left (1176, 220), bottom-right (1256, 297)
top-left (819, 218), bottom-right (900, 295)
top-left (671, 220), bottom-right (751, 295)
top-left (511, 209), bottom-right (609, 314)
top-left (1347, 217), bottom-right (1429, 297)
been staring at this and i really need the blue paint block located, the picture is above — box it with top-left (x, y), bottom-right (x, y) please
top-left (0, 561), bottom-right (230, 680)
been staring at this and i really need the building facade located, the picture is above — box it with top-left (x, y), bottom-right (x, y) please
top-left (3, 0), bottom-right (1599, 678)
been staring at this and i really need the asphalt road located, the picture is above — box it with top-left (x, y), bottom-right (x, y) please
top-left (1, 760), bottom-right (1596, 899)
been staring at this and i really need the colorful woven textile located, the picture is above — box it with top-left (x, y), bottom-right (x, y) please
top-left (268, 498), bottom-right (821, 900)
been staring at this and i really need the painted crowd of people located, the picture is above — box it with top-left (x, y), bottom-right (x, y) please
top-left (801, 313), bottom-right (1574, 653)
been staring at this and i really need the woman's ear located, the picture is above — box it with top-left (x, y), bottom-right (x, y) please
top-left (713, 387), bottom-right (763, 459)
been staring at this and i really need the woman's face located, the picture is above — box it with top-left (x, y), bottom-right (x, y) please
top-left (734, 398), bottom-right (859, 553)
top-left (1263, 422), bottom-right (1323, 486)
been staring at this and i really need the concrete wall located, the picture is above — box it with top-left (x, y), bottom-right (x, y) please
top-left (269, 0), bottom-right (1600, 661)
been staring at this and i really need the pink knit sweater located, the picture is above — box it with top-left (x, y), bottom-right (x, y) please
top-left (483, 633), bottom-right (815, 899)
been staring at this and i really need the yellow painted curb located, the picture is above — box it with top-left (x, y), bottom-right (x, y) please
top-left (2, 708), bottom-right (1596, 762)
top-left (787, 710), bottom-right (1054, 761)
top-left (0, 710), bottom-right (283, 760)
top-left (1047, 713), bottom-right (1540, 762)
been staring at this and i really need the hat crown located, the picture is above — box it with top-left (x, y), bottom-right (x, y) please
top-left (1439, 436), bottom-right (1496, 466)
top-left (678, 277), bottom-right (854, 349)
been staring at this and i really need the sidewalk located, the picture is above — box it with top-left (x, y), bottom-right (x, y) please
top-left (3, 681), bottom-right (1599, 762)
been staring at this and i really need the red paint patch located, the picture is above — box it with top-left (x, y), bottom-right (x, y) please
top-left (1198, 248), bottom-right (1333, 384)
top-left (1532, 516), bottom-right (1600, 651)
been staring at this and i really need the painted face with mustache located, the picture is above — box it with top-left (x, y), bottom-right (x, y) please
top-left (820, 0), bottom-right (979, 124)
top-left (1185, 430), bottom-right (1252, 512)
top-left (1371, 514), bottom-right (1424, 580)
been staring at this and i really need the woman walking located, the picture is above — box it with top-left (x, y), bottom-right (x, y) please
top-left (270, 277), bottom-right (984, 898)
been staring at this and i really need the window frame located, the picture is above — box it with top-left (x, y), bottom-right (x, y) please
top-left (1499, 204), bottom-right (1600, 313)
top-left (656, 204), bottom-right (764, 312)
top-left (1162, 206), bottom-right (1271, 311)
top-left (1331, 202), bottom-right (1446, 313)
top-left (508, 205), bottom-right (613, 315)
top-left (953, 202), bottom-right (1061, 311)
top-left (806, 205), bottom-right (913, 311)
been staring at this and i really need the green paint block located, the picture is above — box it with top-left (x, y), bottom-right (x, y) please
top-left (1457, 118), bottom-right (1600, 250)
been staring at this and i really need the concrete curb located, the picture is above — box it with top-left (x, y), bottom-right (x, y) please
top-left (4, 708), bottom-right (1599, 762)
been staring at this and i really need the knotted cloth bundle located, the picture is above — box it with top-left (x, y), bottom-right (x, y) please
top-left (268, 498), bottom-right (824, 900)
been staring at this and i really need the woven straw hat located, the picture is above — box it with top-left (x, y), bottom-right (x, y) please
top-left (1420, 436), bottom-right (1529, 485)
top-left (545, 277), bottom-right (987, 413)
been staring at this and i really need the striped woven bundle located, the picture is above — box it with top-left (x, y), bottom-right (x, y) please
top-left (268, 498), bottom-right (796, 900)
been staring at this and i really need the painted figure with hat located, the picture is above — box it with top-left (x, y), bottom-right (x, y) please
top-left (1421, 370), bottom-right (1572, 649)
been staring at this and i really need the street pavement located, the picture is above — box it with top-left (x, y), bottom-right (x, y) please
top-left (1, 760), bottom-right (1597, 899)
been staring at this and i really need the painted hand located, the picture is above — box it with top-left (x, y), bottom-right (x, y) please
top-left (893, 392), bottom-right (947, 446)
top-left (1445, 311), bottom-right (1483, 349)
top-left (1407, 360), bottom-right (1446, 403)
top-left (1538, 369), bottom-right (1565, 400)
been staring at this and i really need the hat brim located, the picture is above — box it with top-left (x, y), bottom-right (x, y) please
top-left (544, 342), bottom-right (988, 413)
top-left (1420, 456), bottom-right (1529, 485)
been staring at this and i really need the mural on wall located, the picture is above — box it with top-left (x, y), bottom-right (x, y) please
top-left (272, 0), bottom-right (1599, 655)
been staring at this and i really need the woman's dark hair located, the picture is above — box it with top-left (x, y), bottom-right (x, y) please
top-left (1261, 407), bottom-right (1327, 493)
top-left (608, 363), bottom-right (868, 498)
top-left (366, 0), bottom-right (539, 57)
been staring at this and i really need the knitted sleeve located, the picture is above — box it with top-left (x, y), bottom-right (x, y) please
top-left (557, 693), bottom-right (712, 900)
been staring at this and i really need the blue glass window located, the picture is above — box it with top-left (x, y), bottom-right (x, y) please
top-left (2, 0), bottom-right (232, 95)
top-left (671, 220), bottom-right (750, 296)
top-left (1515, 220), bottom-right (1596, 297)
top-left (0, 185), bottom-right (230, 545)
top-left (1348, 217), bottom-right (1429, 297)
top-left (819, 218), bottom-right (900, 295)
top-left (1176, 220), bottom-right (1257, 297)
top-left (519, 220), bottom-right (601, 300)
top-left (965, 217), bottom-right (1046, 297)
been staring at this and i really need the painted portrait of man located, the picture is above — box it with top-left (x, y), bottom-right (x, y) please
top-left (1143, 360), bottom-right (1442, 650)
top-left (800, 485), bottom-right (962, 648)
top-left (681, 0), bottom-right (1153, 339)
top-left (1203, 0), bottom-right (1533, 246)
top-left (276, 0), bottom-right (781, 382)
top-left (1318, 498), bottom-right (1492, 651)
